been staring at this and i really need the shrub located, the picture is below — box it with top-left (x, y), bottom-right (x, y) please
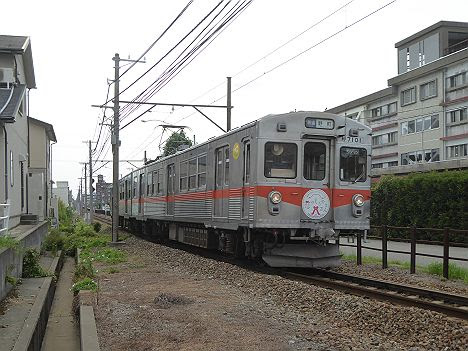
top-left (371, 170), bottom-right (468, 243)
top-left (80, 247), bottom-right (126, 264)
top-left (93, 222), bottom-right (102, 233)
top-left (42, 229), bottom-right (65, 254)
top-left (22, 249), bottom-right (49, 278)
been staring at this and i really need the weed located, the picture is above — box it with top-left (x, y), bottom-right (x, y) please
top-left (107, 267), bottom-right (120, 274)
top-left (426, 262), bottom-right (468, 283)
top-left (74, 260), bottom-right (95, 281)
top-left (71, 277), bottom-right (97, 293)
top-left (22, 249), bottom-right (49, 278)
top-left (5, 275), bottom-right (18, 286)
top-left (0, 236), bottom-right (19, 250)
top-left (80, 247), bottom-right (126, 264)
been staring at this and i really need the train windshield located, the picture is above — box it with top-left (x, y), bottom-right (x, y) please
top-left (340, 147), bottom-right (367, 182)
top-left (264, 142), bottom-right (297, 178)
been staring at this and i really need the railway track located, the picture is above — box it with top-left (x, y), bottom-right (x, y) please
top-left (285, 269), bottom-right (468, 321)
top-left (93, 213), bottom-right (468, 321)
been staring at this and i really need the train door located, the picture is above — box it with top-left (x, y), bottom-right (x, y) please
top-left (124, 180), bottom-right (128, 213)
top-left (166, 164), bottom-right (175, 216)
top-left (301, 139), bottom-right (332, 222)
top-left (241, 141), bottom-right (251, 219)
top-left (138, 173), bottom-right (144, 215)
top-left (214, 145), bottom-right (229, 218)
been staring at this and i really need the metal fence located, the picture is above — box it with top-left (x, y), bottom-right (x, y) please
top-left (339, 225), bottom-right (468, 279)
top-left (0, 203), bottom-right (10, 236)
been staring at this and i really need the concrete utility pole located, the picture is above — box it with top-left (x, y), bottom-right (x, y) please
top-left (84, 163), bottom-right (88, 222)
top-left (111, 53), bottom-right (120, 243)
top-left (227, 76), bottom-right (232, 132)
top-left (78, 177), bottom-right (84, 216)
top-left (88, 140), bottom-right (94, 224)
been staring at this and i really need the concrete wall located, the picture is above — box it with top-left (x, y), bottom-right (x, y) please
top-left (0, 221), bottom-right (48, 301)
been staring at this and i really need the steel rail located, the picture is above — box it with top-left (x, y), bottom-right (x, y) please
top-left (284, 269), bottom-right (468, 321)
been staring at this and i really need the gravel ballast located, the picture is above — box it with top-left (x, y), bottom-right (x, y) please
top-left (93, 235), bottom-right (467, 351)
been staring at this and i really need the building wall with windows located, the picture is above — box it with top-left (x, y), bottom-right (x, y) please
top-left (0, 36), bottom-right (36, 228)
top-left (327, 21), bottom-right (468, 177)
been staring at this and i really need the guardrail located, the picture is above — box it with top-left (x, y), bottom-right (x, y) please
top-left (0, 203), bottom-right (10, 236)
top-left (339, 225), bottom-right (468, 279)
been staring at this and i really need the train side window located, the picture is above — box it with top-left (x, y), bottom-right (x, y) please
top-left (180, 161), bottom-right (188, 191)
top-left (189, 158), bottom-right (197, 190)
top-left (147, 172), bottom-right (152, 195)
top-left (303, 142), bottom-right (326, 180)
top-left (264, 142), bottom-right (297, 179)
top-left (245, 144), bottom-right (251, 184)
top-left (224, 147), bottom-right (230, 185)
top-left (340, 147), bottom-right (367, 182)
top-left (198, 155), bottom-right (206, 188)
top-left (133, 176), bottom-right (137, 197)
top-left (216, 149), bottom-right (224, 187)
top-left (152, 171), bottom-right (157, 194)
top-left (157, 170), bottom-right (162, 193)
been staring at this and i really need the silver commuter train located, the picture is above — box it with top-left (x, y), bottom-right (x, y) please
top-left (118, 111), bottom-right (371, 267)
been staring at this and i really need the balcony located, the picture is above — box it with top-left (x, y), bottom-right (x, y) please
top-left (443, 38), bottom-right (468, 56)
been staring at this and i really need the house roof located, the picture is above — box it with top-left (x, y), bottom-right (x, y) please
top-left (28, 116), bottom-right (57, 142)
top-left (0, 35), bottom-right (36, 89)
top-left (326, 87), bottom-right (395, 114)
top-left (0, 84), bottom-right (26, 122)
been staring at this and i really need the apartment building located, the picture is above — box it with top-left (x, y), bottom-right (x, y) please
top-left (328, 21), bottom-right (468, 177)
top-left (95, 174), bottom-right (112, 210)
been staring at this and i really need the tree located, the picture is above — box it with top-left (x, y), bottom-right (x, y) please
top-left (163, 130), bottom-right (193, 156)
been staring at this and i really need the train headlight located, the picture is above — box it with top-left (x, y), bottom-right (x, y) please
top-left (353, 194), bottom-right (365, 207)
top-left (269, 191), bottom-right (282, 204)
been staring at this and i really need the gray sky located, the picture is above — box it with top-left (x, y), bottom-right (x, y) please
top-left (3, 0), bottom-right (468, 195)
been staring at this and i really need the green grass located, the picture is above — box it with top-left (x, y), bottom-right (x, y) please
top-left (71, 277), bottom-right (97, 293)
top-left (340, 253), bottom-right (468, 284)
top-left (80, 247), bottom-right (126, 265)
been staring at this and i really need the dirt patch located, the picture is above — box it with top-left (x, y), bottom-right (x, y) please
top-left (153, 292), bottom-right (193, 309)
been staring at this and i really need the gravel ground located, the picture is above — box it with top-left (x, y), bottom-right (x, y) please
top-left (92, 235), bottom-right (468, 351)
top-left (333, 261), bottom-right (468, 296)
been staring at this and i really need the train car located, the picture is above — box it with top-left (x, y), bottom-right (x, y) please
top-left (118, 111), bottom-right (371, 267)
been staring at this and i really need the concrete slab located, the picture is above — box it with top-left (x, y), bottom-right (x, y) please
top-left (0, 254), bottom-right (56, 351)
top-left (41, 257), bottom-right (80, 351)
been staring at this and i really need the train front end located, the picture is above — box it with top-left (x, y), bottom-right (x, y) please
top-left (255, 112), bottom-right (371, 267)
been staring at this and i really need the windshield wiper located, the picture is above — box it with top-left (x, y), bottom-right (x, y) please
top-left (352, 167), bottom-right (366, 184)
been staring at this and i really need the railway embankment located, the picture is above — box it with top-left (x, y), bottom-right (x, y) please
top-left (83, 223), bottom-right (467, 351)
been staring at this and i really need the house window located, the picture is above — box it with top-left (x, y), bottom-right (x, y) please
top-left (446, 107), bottom-right (468, 124)
top-left (401, 148), bottom-right (439, 165)
top-left (446, 72), bottom-right (467, 89)
top-left (371, 102), bottom-right (397, 118)
top-left (447, 144), bottom-right (468, 158)
top-left (401, 87), bottom-right (416, 106)
top-left (180, 161), bottom-right (188, 191)
top-left (371, 163), bottom-right (383, 169)
top-left (388, 161), bottom-right (398, 167)
top-left (401, 115), bottom-right (439, 135)
top-left (420, 80), bottom-right (437, 100)
top-left (372, 131), bottom-right (397, 146)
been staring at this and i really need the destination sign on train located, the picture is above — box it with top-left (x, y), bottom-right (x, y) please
top-left (305, 117), bottom-right (334, 130)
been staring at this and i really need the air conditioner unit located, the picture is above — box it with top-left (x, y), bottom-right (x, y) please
top-left (0, 68), bottom-right (15, 83)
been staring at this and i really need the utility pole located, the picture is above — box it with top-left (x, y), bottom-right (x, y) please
top-left (111, 53), bottom-right (120, 243)
top-left (84, 163), bottom-right (88, 222)
top-left (227, 76), bottom-right (232, 132)
top-left (88, 140), bottom-right (94, 224)
top-left (78, 177), bottom-right (84, 216)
